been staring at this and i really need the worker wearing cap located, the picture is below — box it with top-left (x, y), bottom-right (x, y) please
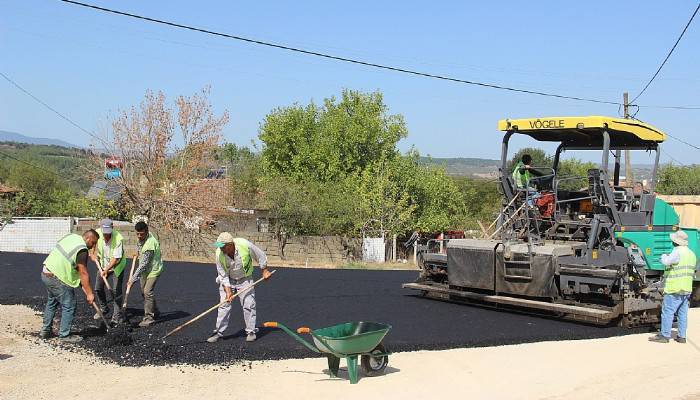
top-left (39, 230), bottom-right (99, 343)
top-left (91, 218), bottom-right (127, 324)
top-left (127, 221), bottom-right (164, 327)
top-left (207, 232), bottom-right (271, 343)
top-left (649, 230), bottom-right (698, 344)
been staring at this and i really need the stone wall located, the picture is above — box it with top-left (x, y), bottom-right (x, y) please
top-left (72, 220), bottom-right (361, 266)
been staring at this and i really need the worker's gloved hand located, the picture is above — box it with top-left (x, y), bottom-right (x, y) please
top-left (226, 293), bottom-right (235, 302)
top-left (262, 269), bottom-right (272, 280)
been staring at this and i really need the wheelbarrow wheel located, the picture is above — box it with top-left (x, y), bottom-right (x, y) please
top-left (360, 343), bottom-right (388, 377)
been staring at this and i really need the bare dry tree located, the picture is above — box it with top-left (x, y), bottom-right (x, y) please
top-left (92, 86), bottom-right (230, 239)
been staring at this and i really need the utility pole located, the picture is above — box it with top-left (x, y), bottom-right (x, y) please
top-left (623, 92), bottom-right (634, 187)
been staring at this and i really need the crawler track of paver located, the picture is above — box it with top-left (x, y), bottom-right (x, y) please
top-left (1, 252), bottom-right (648, 366)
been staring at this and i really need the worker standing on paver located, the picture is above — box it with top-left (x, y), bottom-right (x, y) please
top-left (649, 230), bottom-right (697, 344)
top-left (39, 230), bottom-right (99, 342)
top-left (91, 218), bottom-right (127, 324)
top-left (207, 232), bottom-right (271, 343)
top-left (127, 221), bottom-right (164, 327)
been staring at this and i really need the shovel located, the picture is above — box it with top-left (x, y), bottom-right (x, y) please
top-left (162, 270), bottom-right (276, 340)
top-left (90, 302), bottom-right (111, 332)
top-left (122, 255), bottom-right (138, 311)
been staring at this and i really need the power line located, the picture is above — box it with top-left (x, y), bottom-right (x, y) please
top-left (60, 0), bottom-right (622, 106)
top-left (666, 132), bottom-right (700, 151)
top-left (636, 104), bottom-right (700, 110)
top-left (0, 71), bottom-right (104, 145)
top-left (631, 1), bottom-right (700, 103)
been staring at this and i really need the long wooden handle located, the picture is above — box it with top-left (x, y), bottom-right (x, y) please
top-left (162, 270), bottom-right (276, 340)
top-left (96, 260), bottom-right (113, 291)
top-left (122, 255), bottom-right (138, 309)
top-left (91, 302), bottom-right (111, 331)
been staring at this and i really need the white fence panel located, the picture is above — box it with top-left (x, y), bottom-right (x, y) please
top-left (0, 217), bottom-right (72, 254)
top-left (362, 237), bottom-right (385, 263)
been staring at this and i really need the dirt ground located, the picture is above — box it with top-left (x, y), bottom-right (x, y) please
top-left (1, 304), bottom-right (699, 400)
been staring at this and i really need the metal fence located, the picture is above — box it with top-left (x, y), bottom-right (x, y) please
top-left (0, 217), bottom-right (72, 254)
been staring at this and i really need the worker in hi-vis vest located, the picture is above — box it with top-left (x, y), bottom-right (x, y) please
top-left (207, 232), bottom-right (272, 343)
top-left (127, 221), bottom-right (164, 328)
top-left (649, 230), bottom-right (698, 344)
top-left (91, 218), bottom-right (127, 324)
top-left (40, 230), bottom-right (99, 343)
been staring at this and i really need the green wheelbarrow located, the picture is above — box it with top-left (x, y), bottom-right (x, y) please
top-left (263, 321), bottom-right (391, 384)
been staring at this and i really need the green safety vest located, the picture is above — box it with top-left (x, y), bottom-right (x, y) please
top-left (139, 233), bottom-right (164, 279)
top-left (512, 161), bottom-right (530, 189)
top-left (43, 233), bottom-right (87, 288)
top-left (96, 228), bottom-right (127, 277)
top-left (215, 238), bottom-right (253, 278)
top-left (664, 246), bottom-right (697, 294)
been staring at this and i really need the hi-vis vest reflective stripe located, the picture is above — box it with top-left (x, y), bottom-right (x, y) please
top-left (43, 234), bottom-right (87, 288)
top-left (139, 233), bottom-right (163, 278)
top-left (216, 238), bottom-right (253, 278)
top-left (664, 246), bottom-right (697, 294)
top-left (512, 161), bottom-right (530, 188)
top-left (96, 229), bottom-right (127, 277)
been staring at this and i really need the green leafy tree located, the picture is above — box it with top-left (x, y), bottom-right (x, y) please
top-left (657, 164), bottom-right (700, 195)
top-left (259, 89), bottom-right (407, 182)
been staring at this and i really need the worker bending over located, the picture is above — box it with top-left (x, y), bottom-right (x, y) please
top-left (39, 230), bottom-right (98, 342)
top-left (207, 232), bottom-right (271, 343)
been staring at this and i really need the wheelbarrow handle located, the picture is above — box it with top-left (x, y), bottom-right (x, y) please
top-left (263, 321), bottom-right (320, 354)
top-left (297, 327), bottom-right (311, 334)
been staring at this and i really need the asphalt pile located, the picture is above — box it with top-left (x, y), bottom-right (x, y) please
top-left (1, 251), bottom-right (650, 366)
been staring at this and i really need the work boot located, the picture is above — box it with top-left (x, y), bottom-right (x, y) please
top-left (59, 335), bottom-right (83, 343)
top-left (246, 332), bottom-right (256, 342)
top-left (648, 334), bottom-right (670, 343)
top-left (38, 330), bottom-right (53, 339)
top-left (138, 318), bottom-right (155, 328)
top-left (675, 336), bottom-right (687, 344)
top-left (207, 332), bottom-right (222, 343)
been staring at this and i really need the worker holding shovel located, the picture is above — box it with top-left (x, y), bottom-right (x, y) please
top-left (207, 232), bottom-right (271, 343)
top-left (39, 230), bottom-right (99, 343)
top-left (126, 221), bottom-right (164, 327)
top-left (91, 218), bottom-right (127, 324)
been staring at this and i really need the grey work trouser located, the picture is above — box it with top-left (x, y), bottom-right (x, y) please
top-left (95, 269), bottom-right (124, 320)
top-left (214, 277), bottom-right (257, 334)
top-left (139, 275), bottom-right (160, 321)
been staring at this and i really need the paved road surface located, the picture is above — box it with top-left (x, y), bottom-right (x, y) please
top-left (0, 252), bottom-right (645, 365)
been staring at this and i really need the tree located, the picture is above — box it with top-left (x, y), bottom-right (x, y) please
top-left (657, 164), bottom-right (700, 195)
top-left (506, 147), bottom-right (552, 173)
top-left (219, 143), bottom-right (262, 208)
top-left (259, 89), bottom-right (407, 182)
top-left (97, 87), bottom-right (229, 232)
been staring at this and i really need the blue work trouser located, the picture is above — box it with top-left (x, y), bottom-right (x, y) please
top-left (661, 293), bottom-right (691, 339)
top-left (41, 272), bottom-right (77, 337)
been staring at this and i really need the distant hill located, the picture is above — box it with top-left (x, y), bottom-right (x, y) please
top-left (420, 156), bottom-right (500, 177)
top-left (0, 130), bottom-right (80, 148)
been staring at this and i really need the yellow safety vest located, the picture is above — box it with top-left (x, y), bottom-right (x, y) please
top-left (140, 233), bottom-right (164, 278)
top-left (43, 234), bottom-right (87, 288)
top-left (96, 228), bottom-right (127, 277)
top-left (215, 238), bottom-right (253, 278)
top-left (664, 246), bottom-right (697, 294)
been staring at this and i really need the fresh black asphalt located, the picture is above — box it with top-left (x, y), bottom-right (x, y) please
top-left (0, 251), bottom-right (648, 366)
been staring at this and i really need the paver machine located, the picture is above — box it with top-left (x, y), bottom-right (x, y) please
top-left (403, 116), bottom-right (700, 326)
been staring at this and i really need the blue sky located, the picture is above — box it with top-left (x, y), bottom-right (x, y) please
top-left (1, 0), bottom-right (699, 164)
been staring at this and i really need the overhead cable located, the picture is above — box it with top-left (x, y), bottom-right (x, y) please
top-left (60, 0), bottom-right (622, 106)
